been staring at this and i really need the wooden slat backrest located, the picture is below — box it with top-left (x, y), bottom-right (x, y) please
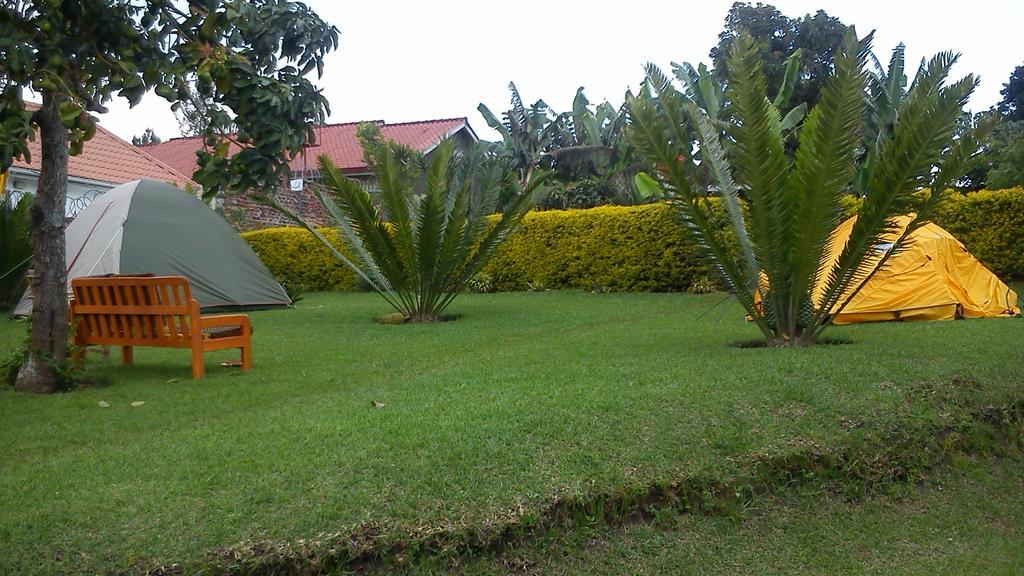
top-left (71, 276), bottom-right (196, 344)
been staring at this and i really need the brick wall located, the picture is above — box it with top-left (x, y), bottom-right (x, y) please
top-left (220, 187), bottom-right (326, 230)
top-left (218, 175), bottom-right (376, 231)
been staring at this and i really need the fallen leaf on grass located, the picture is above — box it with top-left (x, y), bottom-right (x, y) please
top-left (370, 400), bottom-right (386, 409)
top-left (98, 401), bottom-right (110, 408)
top-left (165, 378), bottom-right (179, 384)
top-left (130, 401), bottom-right (146, 407)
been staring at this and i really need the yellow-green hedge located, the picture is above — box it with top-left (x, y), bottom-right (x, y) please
top-left (241, 227), bottom-right (358, 291)
top-left (481, 204), bottom-right (720, 292)
top-left (241, 188), bottom-right (1024, 292)
top-left (932, 188), bottom-right (1024, 280)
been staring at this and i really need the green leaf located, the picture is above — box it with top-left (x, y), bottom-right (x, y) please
top-left (779, 103), bottom-right (807, 132)
top-left (634, 172), bottom-right (663, 199)
top-left (773, 49), bottom-right (802, 109)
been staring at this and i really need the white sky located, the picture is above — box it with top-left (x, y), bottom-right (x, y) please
top-left (97, 0), bottom-right (1024, 143)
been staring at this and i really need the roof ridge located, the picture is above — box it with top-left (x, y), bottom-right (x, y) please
top-left (96, 122), bottom-right (196, 183)
top-left (145, 117), bottom-right (468, 148)
top-left (317, 119), bottom-right (383, 128)
top-left (382, 117), bottom-right (468, 127)
top-left (140, 133), bottom-right (204, 146)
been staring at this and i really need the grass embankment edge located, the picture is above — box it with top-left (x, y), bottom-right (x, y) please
top-left (139, 380), bottom-right (1024, 575)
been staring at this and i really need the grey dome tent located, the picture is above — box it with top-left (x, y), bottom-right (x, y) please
top-left (14, 179), bottom-right (289, 316)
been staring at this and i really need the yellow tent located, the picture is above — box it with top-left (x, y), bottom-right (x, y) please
top-left (815, 215), bottom-right (1019, 324)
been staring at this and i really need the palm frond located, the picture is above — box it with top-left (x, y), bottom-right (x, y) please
top-left (683, 101), bottom-right (771, 336)
top-left (724, 33), bottom-right (791, 325)
top-left (785, 30), bottom-right (870, 338)
top-left (816, 57), bottom-right (976, 326)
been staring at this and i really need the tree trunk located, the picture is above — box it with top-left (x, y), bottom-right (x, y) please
top-left (15, 93), bottom-right (69, 394)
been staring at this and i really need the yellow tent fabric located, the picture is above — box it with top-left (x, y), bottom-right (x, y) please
top-left (815, 215), bottom-right (1019, 324)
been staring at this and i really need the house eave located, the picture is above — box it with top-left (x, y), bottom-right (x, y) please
top-left (5, 167), bottom-right (118, 190)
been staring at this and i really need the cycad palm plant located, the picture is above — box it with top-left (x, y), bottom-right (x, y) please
top-left (628, 31), bottom-right (979, 346)
top-left (277, 139), bottom-right (545, 322)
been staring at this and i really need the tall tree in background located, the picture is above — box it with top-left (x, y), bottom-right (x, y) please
top-left (478, 83), bottom-right (565, 182)
top-left (981, 119), bottom-right (1024, 189)
top-left (544, 88), bottom-right (647, 208)
top-left (711, 3), bottom-right (791, 98)
top-left (480, 85), bottom-right (648, 209)
top-left (952, 64), bottom-right (1024, 190)
top-left (997, 64), bottom-right (1024, 122)
top-left (131, 128), bottom-right (161, 146)
top-left (0, 0), bottom-right (338, 393)
top-left (789, 10), bottom-right (850, 108)
top-left (174, 93), bottom-right (238, 137)
top-left (711, 2), bottom-right (849, 109)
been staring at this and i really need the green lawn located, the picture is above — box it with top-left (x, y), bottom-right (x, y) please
top-left (0, 291), bottom-right (1022, 574)
top-left (452, 454), bottom-right (1024, 576)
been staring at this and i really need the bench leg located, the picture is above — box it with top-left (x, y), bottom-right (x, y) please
top-left (121, 346), bottom-right (134, 365)
top-left (191, 348), bottom-right (205, 380)
top-left (240, 343), bottom-right (252, 371)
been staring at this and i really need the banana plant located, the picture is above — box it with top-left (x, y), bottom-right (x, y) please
top-left (0, 191), bottom-right (32, 312)
top-left (547, 88), bottom-right (648, 205)
top-left (671, 48), bottom-right (808, 145)
top-left (478, 82), bottom-right (566, 184)
top-left (629, 30), bottom-right (978, 346)
top-left (268, 139), bottom-right (547, 322)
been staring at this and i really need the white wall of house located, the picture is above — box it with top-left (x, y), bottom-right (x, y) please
top-left (3, 168), bottom-right (115, 216)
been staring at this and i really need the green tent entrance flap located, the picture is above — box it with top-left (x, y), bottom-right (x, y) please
top-left (14, 180), bottom-right (289, 316)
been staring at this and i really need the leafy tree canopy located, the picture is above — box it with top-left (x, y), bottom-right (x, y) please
top-left (131, 128), bottom-right (161, 146)
top-left (983, 120), bottom-right (1024, 189)
top-left (0, 0), bottom-right (339, 196)
top-left (997, 64), bottom-right (1024, 122)
top-left (710, 2), bottom-right (850, 109)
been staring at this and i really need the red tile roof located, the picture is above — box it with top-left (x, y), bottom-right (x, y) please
top-left (10, 105), bottom-right (194, 187)
top-left (141, 118), bottom-right (474, 177)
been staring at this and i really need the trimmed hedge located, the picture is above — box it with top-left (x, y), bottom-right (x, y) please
top-left (241, 227), bottom-right (358, 291)
top-left (481, 204), bottom-right (720, 292)
top-left (241, 188), bottom-right (1024, 292)
top-left (933, 188), bottom-right (1024, 280)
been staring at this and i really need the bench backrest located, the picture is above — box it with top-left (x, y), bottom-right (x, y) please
top-left (71, 275), bottom-right (199, 345)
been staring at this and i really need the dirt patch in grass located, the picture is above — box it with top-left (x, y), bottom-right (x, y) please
top-left (731, 337), bottom-right (854, 348)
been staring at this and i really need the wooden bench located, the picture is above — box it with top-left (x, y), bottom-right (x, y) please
top-left (69, 275), bottom-right (252, 379)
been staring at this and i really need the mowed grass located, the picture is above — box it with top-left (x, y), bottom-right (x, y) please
top-left (0, 291), bottom-right (1022, 574)
top-left (452, 454), bottom-right (1024, 576)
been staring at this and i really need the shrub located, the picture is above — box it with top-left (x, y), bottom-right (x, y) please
top-left (482, 204), bottom-right (720, 292)
top-left (261, 139), bottom-right (544, 322)
top-left (240, 189), bottom-right (1024, 294)
top-left (932, 188), bottom-right (1024, 280)
top-left (241, 226), bottom-right (357, 291)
